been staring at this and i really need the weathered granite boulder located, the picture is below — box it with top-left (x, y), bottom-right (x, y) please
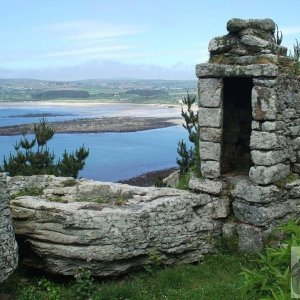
top-left (249, 163), bottom-right (290, 185)
top-left (8, 176), bottom-right (228, 277)
top-left (251, 150), bottom-right (287, 166)
top-left (208, 35), bottom-right (238, 54)
top-left (233, 198), bottom-right (297, 226)
top-left (227, 18), bottom-right (275, 33)
top-left (207, 18), bottom-right (288, 64)
top-left (237, 224), bottom-right (264, 253)
top-left (0, 174), bottom-right (18, 283)
top-left (229, 176), bottom-right (286, 204)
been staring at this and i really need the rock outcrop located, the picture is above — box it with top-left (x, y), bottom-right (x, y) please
top-left (0, 174), bottom-right (18, 283)
top-left (8, 175), bottom-right (229, 277)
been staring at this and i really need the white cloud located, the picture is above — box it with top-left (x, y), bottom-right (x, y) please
top-left (44, 45), bottom-right (134, 58)
top-left (27, 20), bottom-right (145, 64)
top-left (41, 21), bottom-right (143, 41)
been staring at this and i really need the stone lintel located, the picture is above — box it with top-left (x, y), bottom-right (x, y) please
top-left (196, 63), bottom-right (278, 78)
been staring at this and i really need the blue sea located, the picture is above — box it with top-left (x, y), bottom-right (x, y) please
top-left (0, 103), bottom-right (188, 182)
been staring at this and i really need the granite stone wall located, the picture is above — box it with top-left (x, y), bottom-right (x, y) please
top-left (0, 173), bottom-right (18, 283)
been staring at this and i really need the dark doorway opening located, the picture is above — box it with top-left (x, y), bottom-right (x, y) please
top-left (221, 77), bottom-right (253, 174)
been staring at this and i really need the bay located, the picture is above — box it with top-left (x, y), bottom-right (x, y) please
top-left (0, 126), bottom-right (188, 182)
top-left (0, 103), bottom-right (188, 182)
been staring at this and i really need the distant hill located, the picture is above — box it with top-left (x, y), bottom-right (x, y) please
top-left (31, 90), bottom-right (90, 100)
top-left (124, 89), bottom-right (168, 97)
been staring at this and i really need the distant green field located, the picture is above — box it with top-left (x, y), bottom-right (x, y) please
top-left (0, 78), bottom-right (197, 104)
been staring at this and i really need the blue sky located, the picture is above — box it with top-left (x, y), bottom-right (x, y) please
top-left (0, 0), bottom-right (299, 80)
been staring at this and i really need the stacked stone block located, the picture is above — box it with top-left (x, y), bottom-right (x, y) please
top-left (198, 78), bottom-right (223, 178)
top-left (0, 173), bottom-right (18, 283)
top-left (195, 18), bottom-right (300, 252)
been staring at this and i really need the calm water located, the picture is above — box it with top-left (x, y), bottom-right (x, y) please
top-left (0, 103), bottom-right (180, 127)
top-left (0, 104), bottom-right (188, 182)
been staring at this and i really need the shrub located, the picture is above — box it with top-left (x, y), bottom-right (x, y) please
top-left (240, 220), bottom-right (300, 299)
top-left (1, 118), bottom-right (89, 178)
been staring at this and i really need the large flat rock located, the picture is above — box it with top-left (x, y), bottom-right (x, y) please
top-left (9, 176), bottom-right (225, 277)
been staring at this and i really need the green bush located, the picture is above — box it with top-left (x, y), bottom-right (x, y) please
top-left (240, 220), bottom-right (300, 299)
top-left (1, 118), bottom-right (89, 178)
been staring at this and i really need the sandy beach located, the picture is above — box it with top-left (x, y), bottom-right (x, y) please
top-left (0, 116), bottom-right (182, 136)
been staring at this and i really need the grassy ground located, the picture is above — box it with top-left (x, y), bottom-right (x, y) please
top-left (0, 254), bottom-right (254, 300)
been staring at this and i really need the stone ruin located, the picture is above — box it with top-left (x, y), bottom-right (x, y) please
top-left (2, 18), bottom-right (300, 279)
top-left (195, 18), bottom-right (300, 251)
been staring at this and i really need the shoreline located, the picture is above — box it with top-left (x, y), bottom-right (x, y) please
top-left (0, 116), bottom-right (183, 136)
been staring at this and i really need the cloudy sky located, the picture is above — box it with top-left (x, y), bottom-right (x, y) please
top-left (0, 0), bottom-right (299, 80)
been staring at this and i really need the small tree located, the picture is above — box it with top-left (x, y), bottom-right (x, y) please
top-left (1, 118), bottom-right (89, 178)
top-left (57, 146), bottom-right (89, 178)
top-left (176, 92), bottom-right (200, 176)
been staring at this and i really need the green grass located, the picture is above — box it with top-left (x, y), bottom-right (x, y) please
top-left (0, 254), bottom-right (253, 300)
top-left (12, 186), bottom-right (44, 199)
